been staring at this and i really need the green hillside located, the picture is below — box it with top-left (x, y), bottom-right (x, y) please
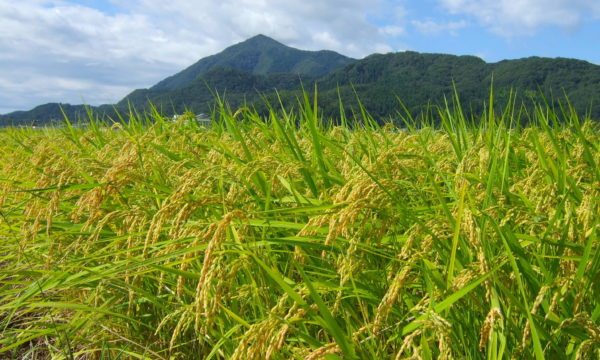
top-left (122, 51), bottom-right (600, 122)
top-left (150, 34), bottom-right (354, 91)
top-left (0, 103), bottom-right (91, 127)
top-left (316, 51), bottom-right (490, 118)
top-left (2, 35), bottom-right (600, 126)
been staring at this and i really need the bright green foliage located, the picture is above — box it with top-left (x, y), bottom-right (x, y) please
top-left (0, 94), bottom-right (599, 359)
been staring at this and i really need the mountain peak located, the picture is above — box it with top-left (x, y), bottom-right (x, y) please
top-left (228, 34), bottom-right (288, 51)
top-left (245, 34), bottom-right (279, 43)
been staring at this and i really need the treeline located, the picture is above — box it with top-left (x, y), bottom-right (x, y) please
top-left (2, 49), bottom-right (600, 126)
top-left (120, 52), bottom-right (600, 124)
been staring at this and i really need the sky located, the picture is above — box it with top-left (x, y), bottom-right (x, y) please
top-left (1, 0), bottom-right (599, 114)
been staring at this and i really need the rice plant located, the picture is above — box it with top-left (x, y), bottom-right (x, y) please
top-left (0, 92), bottom-right (598, 359)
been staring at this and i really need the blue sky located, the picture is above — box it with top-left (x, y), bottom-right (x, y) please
top-left (1, 0), bottom-right (599, 114)
top-left (383, 0), bottom-right (600, 63)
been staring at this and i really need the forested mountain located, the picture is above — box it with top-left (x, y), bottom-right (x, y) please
top-left (312, 52), bottom-right (600, 120)
top-left (136, 67), bottom-right (306, 115)
top-left (0, 103), bottom-right (91, 126)
top-left (2, 35), bottom-right (600, 126)
top-left (118, 50), bottom-right (600, 122)
top-left (113, 34), bottom-right (353, 116)
top-left (150, 34), bottom-right (354, 91)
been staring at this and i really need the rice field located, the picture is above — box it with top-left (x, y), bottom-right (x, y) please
top-left (0, 94), bottom-right (599, 359)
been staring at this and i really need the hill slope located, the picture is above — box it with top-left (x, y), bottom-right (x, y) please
top-left (122, 51), bottom-right (600, 121)
top-left (2, 35), bottom-right (600, 125)
top-left (151, 34), bottom-right (355, 91)
top-left (310, 52), bottom-right (600, 119)
top-left (0, 103), bottom-right (91, 126)
top-left (133, 67), bottom-right (307, 115)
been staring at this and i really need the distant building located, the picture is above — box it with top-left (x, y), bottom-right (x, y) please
top-left (171, 113), bottom-right (211, 127)
top-left (196, 113), bottom-right (211, 127)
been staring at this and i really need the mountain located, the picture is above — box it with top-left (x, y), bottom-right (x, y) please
top-left (316, 52), bottom-right (489, 117)
top-left (119, 50), bottom-right (600, 121)
top-left (113, 34), bottom-right (354, 114)
top-left (0, 35), bottom-right (354, 126)
top-left (312, 52), bottom-right (600, 119)
top-left (151, 34), bottom-right (355, 91)
top-left (132, 67), bottom-right (307, 115)
top-left (2, 35), bottom-right (600, 126)
top-left (0, 103), bottom-right (91, 126)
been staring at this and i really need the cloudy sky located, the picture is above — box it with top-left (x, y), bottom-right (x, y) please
top-left (1, 0), bottom-right (599, 114)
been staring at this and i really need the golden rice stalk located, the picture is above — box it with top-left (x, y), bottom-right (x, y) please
top-left (142, 210), bottom-right (166, 258)
top-left (231, 294), bottom-right (295, 360)
top-left (575, 339), bottom-right (600, 360)
top-left (170, 308), bottom-right (194, 353)
top-left (521, 285), bottom-right (552, 350)
top-left (177, 234), bottom-right (200, 297)
top-left (73, 140), bottom-right (138, 223)
top-left (479, 307), bottom-right (503, 350)
top-left (265, 306), bottom-right (309, 359)
top-left (394, 331), bottom-right (422, 360)
top-left (558, 313), bottom-right (600, 359)
top-left (304, 342), bottom-right (341, 360)
top-left (194, 210), bottom-right (245, 332)
top-left (396, 310), bottom-right (452, 360)
top-left (372, 256), bottom-right (418, 333)
top-left (373, 223), bottom-right (435, 333)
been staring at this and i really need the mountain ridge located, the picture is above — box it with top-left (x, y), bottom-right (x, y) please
top-left (150, 34), bottom-right (354, 91)
top-left (2, 35), bottom-right (600, 125)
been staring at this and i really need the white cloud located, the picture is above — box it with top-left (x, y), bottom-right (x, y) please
top-left (373, 43), bottom-right (394, 53)
top-left (1, 0), bottom-right (389, 113)
top-left (379, 25), bottom-right (406, 37)
top-left (436, 0), bottom-right (600, 36)
top-left (411, 19), bottom-right (468, 36)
